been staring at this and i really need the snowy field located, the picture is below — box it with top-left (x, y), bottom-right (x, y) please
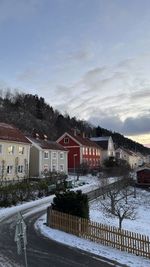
top-left (90, 187), bottom-right (150, 236)
top-left (0, 175), bottom-right (150, 266)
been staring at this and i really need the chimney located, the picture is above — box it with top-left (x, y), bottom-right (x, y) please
top-left (35, 133), bottom-right (39, 139)
top-left (74, 128), bottom-right (77, 136)
top-left (82, 132), bottom-right (85, 138)
top-left (44, 134), bottom-right (48, 141)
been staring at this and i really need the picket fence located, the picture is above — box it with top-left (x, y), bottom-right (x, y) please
top-left (47, 207), bottom-right (150, 259)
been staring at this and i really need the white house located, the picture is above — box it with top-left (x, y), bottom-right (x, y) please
top-left (116, 147), bottom-right (140, 169)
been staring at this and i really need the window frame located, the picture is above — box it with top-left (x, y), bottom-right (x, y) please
top-left (18, 165), bottom-right (24, 173)
top-left (64, 137), bottom-right (69, 144)
top-left (19, 146), bottom-right (24, 155)
top-left (8, 145), bottom-right (14, 155)
top-left (7, 165), bottom-right (13, 174)
top-left (44, 151), bottom-right (49, 159)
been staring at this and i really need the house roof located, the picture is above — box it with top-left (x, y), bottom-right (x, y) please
top-left (66, 131), bottom-right (101, 149)
top-left (91, 137), bottom-right (110, 141)
top-left (90, 136), bottom-right (112, 150)
top-left (116, 147), bottom-right (138, 157)
top-left (28, 137), bottom-right (68, 151)
top-left (0, 123), bottom-right (31, 144)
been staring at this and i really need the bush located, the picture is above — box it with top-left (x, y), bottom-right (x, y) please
top-left (52, 190), bottom-right (89, 219)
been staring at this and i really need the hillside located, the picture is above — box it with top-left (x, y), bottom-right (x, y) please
top-left (0, 91), bottom-right (149, 155)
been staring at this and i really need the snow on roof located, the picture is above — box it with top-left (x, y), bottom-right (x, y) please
top-left (90, 136), bottom-right (110, 141)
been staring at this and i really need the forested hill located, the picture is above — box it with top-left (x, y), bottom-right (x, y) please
top-left (0, 92), bottom-right (149, 155)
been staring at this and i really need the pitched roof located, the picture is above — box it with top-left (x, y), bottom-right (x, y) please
top-left (0, 123), bottom-right (31, 144)
top-left (67, 132), bottom-right (101, 149)
top-left (90, 137), bottom-right (112, 150)
top-left (28, 137), bottom-right (67, 151)
top-left (91, 137), bottom-right (110, 141)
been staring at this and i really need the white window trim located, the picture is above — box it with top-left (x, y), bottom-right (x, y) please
top-left (64, 137), bottom-right (69, 144)
top-left (8, 145), bottom-right (14, 155)
top-left (60, 164), bottom-right (64, 172)
top-left (53, 152), bottom-right (57, 159)
top-left (7, 165), bottom-right (13, 174)
top-left (19, 146), bottom-right (24, 155)
top-left (60, 152), bottom-right (64, 159)
top-left (52, 164), bottom-right (56, 171)
top-left (18, 165), bottom-right (24, 173)
top-left (44, 151), bottom-right (49, 159)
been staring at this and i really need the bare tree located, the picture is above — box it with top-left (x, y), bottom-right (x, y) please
top-left (101, 189), bottom-right (137, 229)
top-left (114, 202), bottom-right (136, 229)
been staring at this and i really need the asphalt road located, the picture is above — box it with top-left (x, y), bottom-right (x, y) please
top-left (0, 205), bottom-right (126, 267)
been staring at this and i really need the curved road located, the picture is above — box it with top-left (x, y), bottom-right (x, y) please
top-left (0, 204), bottom-right (125, 267)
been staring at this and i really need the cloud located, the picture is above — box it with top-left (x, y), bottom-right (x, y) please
top-left (66, 47), bottom-right (94, 62)
top-left (0, 0), bottom-right (43, 23)
top-left (88, 113), bottom-right (150, 136)
top-left (47, 54), bottom-right (150, 137)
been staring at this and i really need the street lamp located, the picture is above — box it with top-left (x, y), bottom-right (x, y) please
top-left (73, 154), bottom-right (77, 186)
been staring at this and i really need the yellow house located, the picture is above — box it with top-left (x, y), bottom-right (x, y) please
top-left (0, 123), bottom-right (31, 182)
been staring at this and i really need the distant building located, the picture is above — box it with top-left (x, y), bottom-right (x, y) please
top-left (136, 167), bottom-right (150, 186)
top-left (116, 147), bottom-right (140, 169)
top-left (0, 123), bottom-right (31, 182)
top-left (27, 137), bottom-right (68, 177)
top-left (57, 130), bottom-right (101, 172)
top-left (90, 136), bottom-right (115, 164)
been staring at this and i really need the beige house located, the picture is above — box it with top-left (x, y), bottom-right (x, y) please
top-left (28, 137), bottom-right (68, 177)
top-left (0, 123), bottom-right (31, 182)
top-left (90, 136), bottom-right (115, 164)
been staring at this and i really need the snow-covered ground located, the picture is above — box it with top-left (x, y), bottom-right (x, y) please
top-left (1, 175), bottom-right (150, 267)
top-left (35, 182), bottom-right (150, 267)
top-left (90, 187), bottom-right (150, 236)
top-left (35, 214), bottom-right (150, 267)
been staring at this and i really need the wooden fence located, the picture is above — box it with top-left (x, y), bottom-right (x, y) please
top-left (47, 207), bottom-right (150, 259)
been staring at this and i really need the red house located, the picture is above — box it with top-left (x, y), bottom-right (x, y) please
top-left (57, 130), bottom-right (101, 172)
top-left (136, 167), bottom-right (150, 186)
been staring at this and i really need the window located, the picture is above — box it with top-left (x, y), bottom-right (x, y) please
top-left (52, 165), bottom-right (56, 171)
top-left (64, 137), bottom-right (69, 144)
top-left (89, 148), bottom-right (91, 155)
top-left (7, 165), bottom-right (13, 174)
top-left (60, 164), bottom-right (64, 172)
top-left (86, 147), bottom-right (88, 155)
top-left (8, 145), bottom-right (14, 155)
top-left (19, 146), bottom-right (24, 155)
top-left (60, 152), bottom-right (64, 159)
top-left (44, 151), bottom-right (49, 159)
top-left (18, 165), bottom-right (23, 173)
top-left (0, 144), bottom-right (2, 154)
top-left (82, 147), bottom-right (85, 154)
top-left (53, 152), bottom-right (56, 158)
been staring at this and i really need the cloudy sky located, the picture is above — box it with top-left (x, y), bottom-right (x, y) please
top-left (0, 0), bottom-right (150, 147)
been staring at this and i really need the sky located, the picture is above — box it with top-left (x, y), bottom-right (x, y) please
top-left (0, 0), bottom-right (150, 147)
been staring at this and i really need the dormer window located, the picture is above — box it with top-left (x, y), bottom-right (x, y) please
top-left (8, 145), bottom-right (14, 155)
top-left (64, 137), bottom-right (69, 144)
